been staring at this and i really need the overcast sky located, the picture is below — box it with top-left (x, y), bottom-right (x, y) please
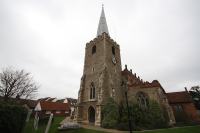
top-left (1, 0), bottom-right (200, 100)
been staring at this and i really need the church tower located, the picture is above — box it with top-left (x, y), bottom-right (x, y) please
top-left (73, 6), bottom-right (123, 126)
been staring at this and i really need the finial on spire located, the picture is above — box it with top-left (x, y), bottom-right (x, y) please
top-left (96, 4), bottom-right (110, 37)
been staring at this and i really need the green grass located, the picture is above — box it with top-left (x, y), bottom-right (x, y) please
top-left (24, 117), bottom-right (200, 133)
top-left (24, 117), bottom-right (108, 133)
top-left (132, 125), bottom-right (200, 133)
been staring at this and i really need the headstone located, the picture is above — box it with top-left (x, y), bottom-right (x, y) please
top-left (26, 109), bottom-right (32, 122)
top-left (36, 117), bottom-right (39, 131)
top-left (45, 114), bottom-right (53, 133)
top-left (61, 122), bottom-right (80, 128)
top-left (58, 123), bottom-right (82, 131)
top-left (34, 112), bottom-right (38, 128)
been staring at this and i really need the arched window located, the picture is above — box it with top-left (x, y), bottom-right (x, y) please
top-left (112, 46), bottom-right (115, 55)
top-left (174, 105), bottom-right (179, 112)
top-left (92, 45), bottom-right (96, 54)
top-left (90, 85), bottom-right (95, 99)
top-left (90, 88), bottom-right (92, 99)
top-left (93, 87), bottom-right (95, 99)
top-left (179, 105), bottom-right (184, 112)
top-left (137, 92), bottom-right (149, 108)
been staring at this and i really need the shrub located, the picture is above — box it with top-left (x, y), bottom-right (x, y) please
top-left (149, 99), bottom-right (169, 129)
top-left (149, 99), bottom-right (165, 121)
top-left (38, 116), bottom-right (54, 125)
top-left (102, 96), bottom-right (119, 129)
top-left (119, 99), bottom-right (169, 130)
top-left (116, 122), bottom-right (142, 131)
top-left (174, 112), bottom-right (190, 122)
top-left (0, 104), bottom-right (28, 133)
top-left (120, 100), bottom-right (144, 124)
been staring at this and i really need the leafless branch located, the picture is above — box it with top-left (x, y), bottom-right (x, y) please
top-left (0, 67), bottom-right (40, 103)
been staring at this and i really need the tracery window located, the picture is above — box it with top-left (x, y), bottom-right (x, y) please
top-left (92, 45), bottom-right (96, 54)
top-left (90, 85), bottom-right (95, 99)
top-left (112, 46), bottom-right (115, 55)
top-left (137, 92), bottom-right (149, 108)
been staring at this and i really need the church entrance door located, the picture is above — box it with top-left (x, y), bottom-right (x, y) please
top-left (89, 106), bottom-right (95, 123)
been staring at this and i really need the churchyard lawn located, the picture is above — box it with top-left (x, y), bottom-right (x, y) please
top-left (132, 125), bottom-right (200, 133)
top-left (24, 116), bottom-right (200, 133)
top-left (24, 117), bottom-right (107, 133)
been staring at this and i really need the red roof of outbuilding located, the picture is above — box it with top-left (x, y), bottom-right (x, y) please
top-left (165, 91), bottom-right (193, 103)
top-left (40, 101), bottom-right (71, 111)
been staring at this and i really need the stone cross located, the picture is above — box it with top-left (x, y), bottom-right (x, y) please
top-left (45, 114), bottom-right (53, 133)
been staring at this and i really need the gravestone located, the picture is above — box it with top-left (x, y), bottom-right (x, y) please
top-left (58, 122), bottom-right (83, 131)
top-left (26, 109), bottom-right (32, 122)
top-left (34, 112), bottom-right (38, 128)
top-left (45, 114), bottom-right (53, 133)
top-left (36, 117), bottom-right (39, 131)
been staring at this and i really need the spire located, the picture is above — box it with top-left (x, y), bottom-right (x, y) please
top-left (96, 5), bottom-right (110, 37)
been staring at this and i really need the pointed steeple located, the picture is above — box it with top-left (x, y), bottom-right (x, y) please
top-left (96, 5), bottom-right (110, 37)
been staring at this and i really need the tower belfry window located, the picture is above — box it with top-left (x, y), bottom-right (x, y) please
top-left (112, 46), bottom-right (115, 55)
top-left (92, 45), bottom-right (96, 54)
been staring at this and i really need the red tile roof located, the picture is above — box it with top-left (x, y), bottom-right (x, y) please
top-left (165, 91), bottom-right (193, 103)
top-left (40, 101), bottom-right (71, 111)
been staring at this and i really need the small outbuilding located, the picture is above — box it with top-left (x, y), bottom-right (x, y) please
top-left (34, 101), bottom-right (71, 117)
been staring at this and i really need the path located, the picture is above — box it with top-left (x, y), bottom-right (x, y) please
top-left (60, 118), bottom-right (124, 133)
top-left (79, 124), bottom-right (125, 133)
top-left (60, 116), bottom-right (72, 124)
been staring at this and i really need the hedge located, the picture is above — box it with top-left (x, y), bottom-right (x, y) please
top-left (0, 104), bottom-right (28, 133)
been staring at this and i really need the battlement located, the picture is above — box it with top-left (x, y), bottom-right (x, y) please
top-left (86, 33), bottom-right (119, 49)
top-left (86, 33), bottom-right (104, 47)
top-left (122, 64), bottom-right (166, 93)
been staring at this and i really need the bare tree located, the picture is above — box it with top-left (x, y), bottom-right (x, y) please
top-left (0, 67), bottom-right (40, 103)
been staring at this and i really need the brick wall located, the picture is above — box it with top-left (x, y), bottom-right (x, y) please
top-left (169, 103), bottom-right (200, 122)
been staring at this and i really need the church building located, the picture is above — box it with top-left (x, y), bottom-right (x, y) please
top-left (73, 6), bottom-right (199, 126)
